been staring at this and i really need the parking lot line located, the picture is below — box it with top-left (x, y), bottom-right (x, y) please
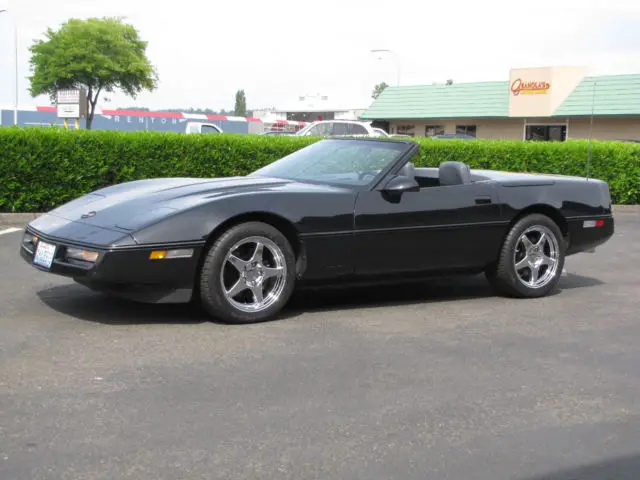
top-left (0, 227), bottom-right (22, 236)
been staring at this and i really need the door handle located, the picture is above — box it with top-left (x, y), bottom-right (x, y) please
top-left (475, 197), bottom-right (492, 205)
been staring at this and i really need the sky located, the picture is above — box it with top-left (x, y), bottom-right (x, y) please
top-left (0, 0), bottom-right (639, 112)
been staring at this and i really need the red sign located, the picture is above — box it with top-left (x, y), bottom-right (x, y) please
top-left (510, 78), bottom-right (551, 96)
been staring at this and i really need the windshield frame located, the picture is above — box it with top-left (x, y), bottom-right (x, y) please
top-left (249, 138), bottom-right (417, 191)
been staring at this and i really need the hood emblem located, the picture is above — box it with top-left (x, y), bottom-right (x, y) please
top-left (81, 211), bottom-right (97, 219)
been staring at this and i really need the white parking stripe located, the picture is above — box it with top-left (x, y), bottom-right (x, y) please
top-left (0, 227), bottom-right (22, 236)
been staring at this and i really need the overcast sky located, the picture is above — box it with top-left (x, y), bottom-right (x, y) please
top-left (0, 0), bottom-right (639, 112)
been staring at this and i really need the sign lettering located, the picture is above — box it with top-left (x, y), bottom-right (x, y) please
top-left (510, 78), bottom-right (551, 96)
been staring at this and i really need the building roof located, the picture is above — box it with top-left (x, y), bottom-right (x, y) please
top-left (553, 74), bottom-right (640, 116)
top-left (360, 74), bottom-right (640, 120)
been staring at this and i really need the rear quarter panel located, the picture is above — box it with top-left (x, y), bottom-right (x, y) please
top-left (495, 176), bottom-right (614, 254)
top-left (498, 178), bottom-right (612, 217)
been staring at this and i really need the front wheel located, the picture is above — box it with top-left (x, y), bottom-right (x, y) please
top-left (486, 213), bottom-right (565, 298)
top-left (199, 222), bottom-right (297, 324)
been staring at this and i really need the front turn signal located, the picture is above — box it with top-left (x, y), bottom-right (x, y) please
top-left (149, 250), bottom-right (167, 260)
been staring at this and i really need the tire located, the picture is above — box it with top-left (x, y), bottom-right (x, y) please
top-left (198, 221), bottom-right (297, 324)
top-left (485, 213), bottom-right (565, 298)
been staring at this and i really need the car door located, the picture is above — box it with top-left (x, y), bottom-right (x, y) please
top-left (353, 163), bottom-right (505, 276)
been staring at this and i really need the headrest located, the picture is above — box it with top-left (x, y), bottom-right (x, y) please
top-left (398, 162), bottom-right (415, 179)
top-left (439, 161), bottom-right (471, 186)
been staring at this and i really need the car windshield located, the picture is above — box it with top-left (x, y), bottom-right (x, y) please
top-left (295, 123), bottom-right (314, 136)
top-left (250, 139), bottom-right (408, 187)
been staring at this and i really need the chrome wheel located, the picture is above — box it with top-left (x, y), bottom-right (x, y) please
top-left (220, 236), bottom-right (287, 313)
top-left (513, 225), bottom-right (560, 289)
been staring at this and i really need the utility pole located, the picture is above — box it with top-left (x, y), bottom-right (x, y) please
top-left (0, 8), bottom-right (18, 125)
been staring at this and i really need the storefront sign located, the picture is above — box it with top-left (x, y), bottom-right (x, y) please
top-left (509, 66), bottom-right (586, 117)
top-left (510, 78), bottom-right (551, 96)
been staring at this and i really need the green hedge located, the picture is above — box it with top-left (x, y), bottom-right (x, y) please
top-left (0, 127), bottom-right (638, 212)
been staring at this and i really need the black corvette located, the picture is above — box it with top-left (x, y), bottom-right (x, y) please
top-left (21, 138), bottom-right (614, 324)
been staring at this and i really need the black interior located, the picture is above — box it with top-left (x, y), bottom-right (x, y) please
top-left (398, 161), bottom-right (490, 189)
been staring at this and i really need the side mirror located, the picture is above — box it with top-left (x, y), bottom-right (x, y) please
top-left (383, 175), bottom-right (420, 193)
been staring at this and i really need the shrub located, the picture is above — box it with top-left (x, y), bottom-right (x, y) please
top-left (0, 127), bottom-right (638, 212)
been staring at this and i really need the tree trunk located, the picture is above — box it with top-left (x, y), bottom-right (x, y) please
top-left (85, 87), bottom-right (101, 130)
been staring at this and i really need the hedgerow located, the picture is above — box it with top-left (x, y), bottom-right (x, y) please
top-left (0, 127), bottom-right (638, 212)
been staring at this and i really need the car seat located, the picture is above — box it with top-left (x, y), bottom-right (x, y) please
top-left (439, 161), bottom-right (471, 186)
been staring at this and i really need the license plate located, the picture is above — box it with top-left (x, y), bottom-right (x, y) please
top-left (33, 241), bottom-right (57, 269)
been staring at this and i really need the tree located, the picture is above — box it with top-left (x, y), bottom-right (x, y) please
top-left (372, 82), bottom-right (389, 100)
top-left (28, 17), bottom-right (158, 129)
top-left (234, 89), bottom-right (247, 117)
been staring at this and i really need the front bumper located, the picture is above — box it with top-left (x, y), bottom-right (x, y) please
top-left (20, 227), bottom-right (205, 304)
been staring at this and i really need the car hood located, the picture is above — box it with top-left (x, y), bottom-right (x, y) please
top-left (42, 176), bottom-right (294, 231)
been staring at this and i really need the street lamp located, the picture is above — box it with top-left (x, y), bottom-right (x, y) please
top-left (0, 8), bottom-right (18, 125)
top-left (370, 49), bottom-right (400, 86)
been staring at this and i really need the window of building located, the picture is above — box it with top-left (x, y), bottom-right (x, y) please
top-left (525, 124), bottom-right (567, 142)
top-left (425, 125), bottom-right (445, 137)
top-left (396, 124), bottom-right (416, 137)
top-left (456, 125), bottom-right (477, 137)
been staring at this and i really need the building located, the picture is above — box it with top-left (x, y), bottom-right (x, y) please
top-left (0, 106), bottom-right (304, 134)
top-left (253, 93), bottom-right (369, 133)
top-left (360, 66), bottom-right (640, 141)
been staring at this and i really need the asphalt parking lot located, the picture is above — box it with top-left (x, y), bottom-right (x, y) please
top-left (1, 213), bottom-right (640, 480)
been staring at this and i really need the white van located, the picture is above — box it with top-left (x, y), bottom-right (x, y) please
top-left (185, 122), bottom-right (223, 134)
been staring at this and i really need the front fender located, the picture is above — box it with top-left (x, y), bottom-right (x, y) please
top-left (130, 193), bottom-right (289, 245)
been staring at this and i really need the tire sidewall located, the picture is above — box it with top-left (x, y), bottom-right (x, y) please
top-left (199, 222), bottom-right (297, 324)
top-left (502, 214), bottom-right (565, 297)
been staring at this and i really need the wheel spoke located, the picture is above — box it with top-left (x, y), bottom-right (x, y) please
top-left (521, 235), bottom-right (533, 249)
top-left (540, 254), bottom-right (555, 267)
top-left (262, 266), bottom-right (284, 279)
top-left (228, 254), bottom-right (247, 272)
top-left (251, 242), bottom-right (264, 264)
top-left (250, 284), bottom-right (264, 304)
top-left (515, 255), bottom-right (530, 271)
top-left (226, 279), bottom-right (247, 298)
top-left (535, 232), bottom-right (547, 248)
top-left (529, 265), bottom-right (540, 286)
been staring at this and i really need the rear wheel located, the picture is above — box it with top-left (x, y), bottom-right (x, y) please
top-left (199, 222), bottom-right (296, 324)
top-left (486, 213), bottom-right (565, 298)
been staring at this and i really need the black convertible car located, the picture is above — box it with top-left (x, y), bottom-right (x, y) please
top-left (21, 138), bottom-right (614, 324)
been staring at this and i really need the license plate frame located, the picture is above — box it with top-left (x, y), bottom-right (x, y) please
top-left (33, 240), bottom-right (57, 270)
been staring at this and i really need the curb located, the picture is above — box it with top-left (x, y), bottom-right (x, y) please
top-left (612, 205), bottom-right (640, 213)
top-left (0, 213), bottom-right (43, 226)
top-left (1, 205), bottom-right (638, 227)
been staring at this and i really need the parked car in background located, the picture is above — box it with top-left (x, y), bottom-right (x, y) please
top-left (185, 122), bottom-right (223, 134)
top-left (295, 120), bottom-right (385, 137)
top-left (261, 131), bottom-right (296, 136)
